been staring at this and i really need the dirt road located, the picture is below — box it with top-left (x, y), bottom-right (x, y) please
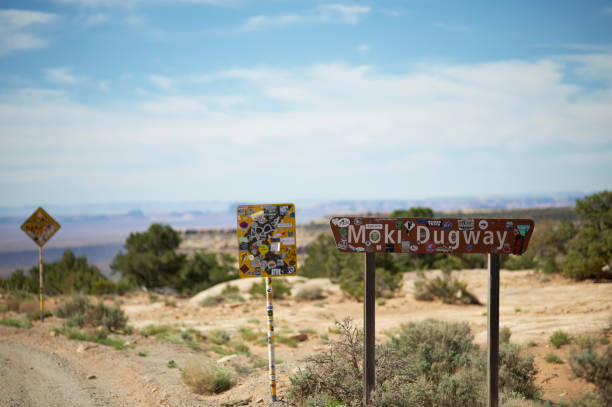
top-left (0, 340), bottom-right (117, 407)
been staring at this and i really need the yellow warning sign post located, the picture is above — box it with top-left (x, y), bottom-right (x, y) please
top-left (20, 207), bottom-right (60, 322)
top-left (236, 203), bottom-right (297, 402)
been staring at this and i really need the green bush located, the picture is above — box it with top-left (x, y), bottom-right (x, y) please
top-left (288, 318), bottom-right (539, 407)
top-left (570, 342), bottom-right (611, 406)
top-left (55, 294), bottom-right (127, 332)
top-left (249, 278), bottom-right (291, 299)
top-left (414, 270), bottom-right (480, 305)
top-left (562, 190), bottom-right (612, 280)
top-left (295, 286), bottom-right (326, 301)
top-left (0, 317), bottom-right (32, 329)
top-left (0, 250), bottom-right (121, 296)
top-left (221, 284), bottom-right (240, 294)
top-left (544, 353), bottom-right (564, 364)
top-left (550, 330), bottom-right (571, 348)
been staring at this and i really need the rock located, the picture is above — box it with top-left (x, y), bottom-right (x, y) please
top-left (217, 354), bottom-right (238, 365)
top-left (290, 333), bottom-right (308, 342)
top-left (87, 375), bottom-right (96, 380)
top-left (151, 387), bottom-right (158, 393)
top-left (76, 345), bottom-right (86, 353)
top-left (256, 398), bottom-right (264, 403)
top-left (50, 331), bottom-right (58, 337)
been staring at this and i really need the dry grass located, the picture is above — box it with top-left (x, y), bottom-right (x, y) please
top-left (181, 360), bottom-right (235, 394)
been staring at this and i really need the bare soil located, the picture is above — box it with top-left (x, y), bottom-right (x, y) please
top-left (1, 269), bottom-right (610, 406)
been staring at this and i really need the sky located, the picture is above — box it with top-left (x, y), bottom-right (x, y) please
top-left (1, 0), bottom-right (611, 207)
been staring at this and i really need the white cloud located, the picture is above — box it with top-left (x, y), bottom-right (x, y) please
top-left (0, 9), bottom-right (57, 55)
top-left (43, 67), bottom-right (85, 85)
top-left (604, 7), bottom-right (612, 15)
top-left (2, 54), bottom-right (612, 202)
top-left (317, 4), bottom-right (371, 24)
top-left (243, 13), bottom-right (302, 31)
top-left (242, 3), bottom-right (370, 31)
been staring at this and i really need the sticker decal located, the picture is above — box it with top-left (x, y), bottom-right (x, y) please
top-left (236, 203), bottom-right (298, 278)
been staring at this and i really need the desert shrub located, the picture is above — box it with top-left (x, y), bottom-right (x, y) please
top-left (414, 270), bottom-right (480, 305)
top-left (501, 327), bottom-right (512, 344)
top-left (206, 330), bottom-right (230, 345)
top-left (502, 250), bottom-right (538, 271)
top-left (570, 342), bottom-right (611, 405)
top-left (392, 319), bottom-right (479, 382)
top-left (295, 286), bottom-right (326, 301)
top-left (338, 267), bottom-right (402, 301)
top-left (200, 295), bottom-right (226, 307)
top-left (499, 344), bottom-right (540, 399)
top-left (182, 360), bottom-right (235, 394)
top-left (248, 278), bottom-right (291, 299)
top-left (545, 353), bottom-right (564, 364)
top-left (57, 325), bottom-right (127, 349)
top-left (288, 318), bottom-right (539, 407)
top-left (26, 309), bottom-right (52, 321)
top-left (0, 317), bottom-right (32, 329)
top-left (550, 330), bottom-right (571, 348)
top-left (55, 294), bottom-right (127, 332)
top-left (221, 284), bottom-right (240, 294)
top-left (84, 301), bottom-right (127, 332)
top-left (140, 324), bottom-right (176, 338)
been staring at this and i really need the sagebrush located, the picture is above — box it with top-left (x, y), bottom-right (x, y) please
top-left (288, 318), bottom-right (539, 407)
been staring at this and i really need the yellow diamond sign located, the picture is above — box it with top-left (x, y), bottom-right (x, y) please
top-left (21, 207), bottom-right (61, 247)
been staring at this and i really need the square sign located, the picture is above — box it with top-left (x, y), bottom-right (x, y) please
top-left (21, 207), bottom-right (61, 247)
top-left (236, 203), bottom-right (297, 278)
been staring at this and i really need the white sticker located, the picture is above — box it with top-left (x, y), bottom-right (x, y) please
top-left (478, 220), bottom-right (488, 230)
top-left (281, 237), bottom-right (295, 245)
top-left (331, 217), bottom-right (350, 227)
top-left (365, 224), bottom-right (383, 230)
top-left (277, 223), bottom-right (293, 228)
top-left (369, 230), bottom-right (381, 243)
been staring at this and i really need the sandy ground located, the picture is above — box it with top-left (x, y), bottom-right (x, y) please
top-left (1, 269), bottom-right (611, 406)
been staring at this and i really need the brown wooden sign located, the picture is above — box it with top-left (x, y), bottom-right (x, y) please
top-left (329, 217), bottom-right (534, 255)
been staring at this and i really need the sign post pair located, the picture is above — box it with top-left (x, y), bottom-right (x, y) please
top-left (236, 203), bottom-right (298, 403)
top-left (330, 216), bottom-right (535, 407)
top-left (20, 207), bottom-right (61, 322)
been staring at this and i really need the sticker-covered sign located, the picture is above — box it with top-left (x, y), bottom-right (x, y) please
top-left (330, 217), bottom-right (534, 255)
top-left (237, 203), bottom-right (298, 278)
top-left (21, 207), bottom-right (61, 247)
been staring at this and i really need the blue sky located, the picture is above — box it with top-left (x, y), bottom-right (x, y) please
top-left (1, 0), bottom-right (611, 207)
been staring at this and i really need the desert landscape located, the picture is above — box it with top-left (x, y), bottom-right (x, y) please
top-left (1, 267), bottom-right (610, 406)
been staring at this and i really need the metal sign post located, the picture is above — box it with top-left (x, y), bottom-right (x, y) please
top-left (363, 251), bottom-right (376, 406)
top-left (20, 207), bottom-right (60, 323)
top-left (329, 216), bottom-right (535, 407)
top-left (488, 253), bottom-right (500, 407)
top-left (236, 203), bottom-right (298, 402)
